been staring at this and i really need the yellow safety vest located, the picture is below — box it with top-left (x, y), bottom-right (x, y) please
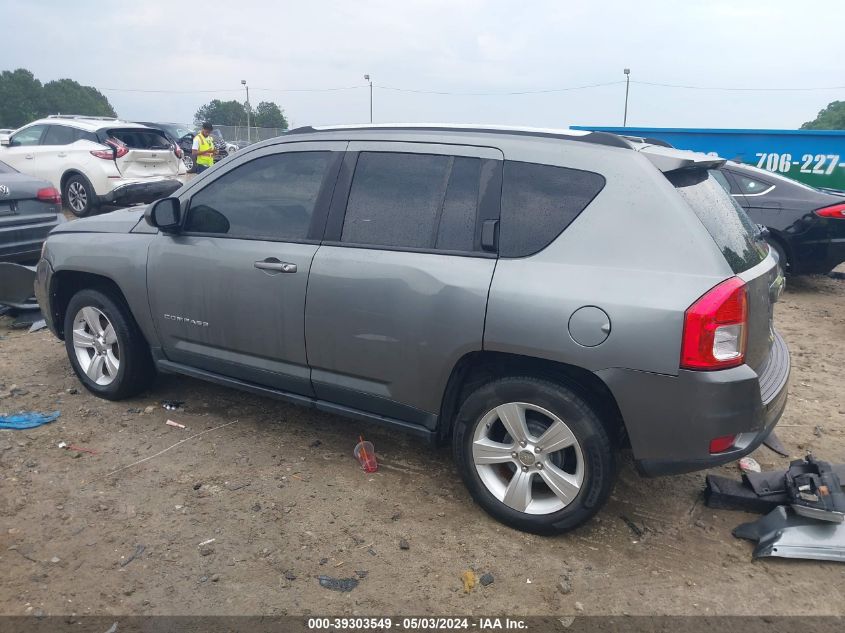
top-left (195, 133), bottom-right (215, 167)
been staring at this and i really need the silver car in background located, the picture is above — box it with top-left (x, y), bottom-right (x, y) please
top-left (34, 124), bottom-right (789, 534)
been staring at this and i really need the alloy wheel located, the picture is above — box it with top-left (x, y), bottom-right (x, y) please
top-left (67, 181), bottom-right (88, 213)
top-left (472, 402), bottom-right (585, 515)
top-left (71, 306), bottom-right (120, 385)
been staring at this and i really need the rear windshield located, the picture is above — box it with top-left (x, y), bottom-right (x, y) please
top-left (667, 169), bottom-right (767, 274)
top-left (105, 128), bottom-right (171, 150)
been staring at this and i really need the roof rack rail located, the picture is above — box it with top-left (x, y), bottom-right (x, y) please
top-left (47, 114), bottom-right (119, 121)
top-left (285, 123), bottom-right (632, 150)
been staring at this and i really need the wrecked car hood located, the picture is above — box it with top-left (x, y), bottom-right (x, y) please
top-left (52, 207), bottom-right (146, 234)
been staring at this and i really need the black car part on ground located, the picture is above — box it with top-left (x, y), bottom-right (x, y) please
top-left (0, 262), bottom-right (37, 308)
top-left (785, 455), bottom-right (845, 522)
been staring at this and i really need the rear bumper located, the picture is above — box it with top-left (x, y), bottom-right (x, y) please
top-left (0, 215), bottom-right (64, 263)
top-left (98, 178), bottom-right (182, 207)
top-left (596, 330), bottom-right (790, 477)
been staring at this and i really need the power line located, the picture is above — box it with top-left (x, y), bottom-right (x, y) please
top-left (632, 80), bottom-right (845, 92)
top-left (373, 80), bottom-right (625, 95)
top-left (100, 85), bottom-right (368, 94)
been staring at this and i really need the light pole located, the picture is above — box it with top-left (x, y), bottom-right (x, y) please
top-left (364, 74), bottom-right (372, 123)
top-left (241, 79), bottom-right (251, 143)
top-left (623, 68), bottom-right (630, 127)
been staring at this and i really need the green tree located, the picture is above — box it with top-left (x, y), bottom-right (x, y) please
top-left (253, 101), bottom-right (288, 129)
top-left (0, 68), bottom-right (45, 128)
top-left (801, 101), bottom-right (845, 130)
top-left (42, 79), bottom-right (116, 118)
top-left (193, 100), bottom-right (247, 127)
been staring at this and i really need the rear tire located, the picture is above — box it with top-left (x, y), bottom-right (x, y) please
top-left (63, 289), bottom-right (155, 400)
top-left (63, 174), bottom-right (98, 217)
top-left (183, 155), bottom-right (194, 172)
top-left (452, 376), bottom-right (616, 534)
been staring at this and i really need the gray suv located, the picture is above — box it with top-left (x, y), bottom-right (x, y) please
top-left (34, 124), bottom-right (789, 534)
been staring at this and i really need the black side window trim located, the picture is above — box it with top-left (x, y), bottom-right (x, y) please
top-left (322, 150), bottom-right (502, 257)
top-left (178, 150), bottom-right (344, 243)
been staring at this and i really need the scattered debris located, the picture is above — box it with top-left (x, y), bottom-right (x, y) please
top-left (103, 623), bottom-right (118, 633)
top-left (49, 556), bottom-right (61, 564)
top-left (460, 569), bottom-right (477, 593)
top-left (557, 574), bottom-right (573, 594)
top-left (354, 436), bottom-right (378, 473)
top-left (479, 572), bottom-right (494, 587)
top-left (734, 506), bottom-right (845, 562)
top-left (574, 602), bottom-right (585, 612)
top-left (28, 319), bottom-right (47, 333)
top-left (0, 411), bottom-right (60, 430)
top-left (60, 443), bottom-right (98, 455)
top-left (143, 406), bottom-right (155, 414)
top-left (193, 482), bottom-right (203, 490)
top-left (198, 538), bottom-right (216, 556)
top-left (739, 456), bottom-right (762, 473)
top-left (309, 439), bottom-right (322, 448)
top-left (390, 511), bottom-right (402, 521)
top-left (120, 544), bottom-right (145, 567)
top-left (355, 570), bottom-right (368, 579)
top-left (127, 408), bottom-right (142, 414)
top-left (165, 419), bottom-right (186, 429)
top-left (66, 388), bottom-right (78, 395)
top-left (211, 574), bottom-right (220, 582)
top-left (814, 426), bottom-right (823, 437)
top-left (226, 481), bottom-right (250, 491)
top-left (318, 575), bottom-right (359, 592)
top-left (620, 514), bottom-right (644, 538)
top-left (161, 400), bottom-right (184, 411)
top-left (399, 538), bottom-right (410, 550)
top-left (284, 570), bottom-right (297, 581)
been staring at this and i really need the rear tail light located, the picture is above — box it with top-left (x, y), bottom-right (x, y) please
top-left (709, 434), bottom-right (738, 454)
top-left (814, 202), bottom-right (845, 219)
top-left (680, 277), bottom-right (748, 370)
top-left (90, 137), bottom-right (128, 160)
top-left (36, 187), bottom-right (61, 204)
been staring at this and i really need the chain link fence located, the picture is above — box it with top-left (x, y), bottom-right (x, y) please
top-left (213, 125), bottom-right (286, 145)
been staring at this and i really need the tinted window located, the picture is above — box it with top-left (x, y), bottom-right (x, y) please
top-left (734, 174), bottom-right (772, 195)
top-left (500, 161), bottom-right (605, 258)
top-left (668, 170), bottom-right (767, 274)
top-left (185, 151), bottom-right (331, 240)
top-left (343, 153), bottom-right (447, 249)
top-left (43, 125), bottom-right (82, 146)
top-left (10, 125), bottom-right (46, 146)
top-left (106, 128), bottom-right (171, 149)
top-left (710, 169), bottom-right (733, 193)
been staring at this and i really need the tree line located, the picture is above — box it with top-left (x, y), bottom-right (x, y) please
top-left (0, 68), bottom-right (289, 132)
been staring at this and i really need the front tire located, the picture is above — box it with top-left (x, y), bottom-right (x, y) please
top-left (64, 289), bottom-right (155, 400)
top-left (453, 376), bottom-right (615, 534)
top-left (63, 174), bottom-right (98, 217)
top-left (182, 155), bottom-right (194, 172)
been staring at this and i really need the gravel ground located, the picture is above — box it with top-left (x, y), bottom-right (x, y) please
top-left (0, 268), bottom-right (843, 617)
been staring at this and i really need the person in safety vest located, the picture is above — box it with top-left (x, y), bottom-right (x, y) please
top-left (192, 122), bottom-right (215, 173)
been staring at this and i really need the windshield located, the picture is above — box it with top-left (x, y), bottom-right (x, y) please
top-left (668, 169), bottom-right (768, 274)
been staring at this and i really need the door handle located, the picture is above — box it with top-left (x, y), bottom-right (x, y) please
top-left (57, 152), bottom-right (67, 158)
top-left (24, 154), bottom-right (33, 159)
top-left (254, 259), bottom-right (297, 273)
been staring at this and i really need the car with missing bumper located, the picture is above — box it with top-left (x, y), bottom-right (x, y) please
top-left (34, 124), bottom-right (790, 534)
top-left (0, 115), bottom-right (185, 217)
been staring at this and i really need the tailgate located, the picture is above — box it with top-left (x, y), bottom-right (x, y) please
top-left (739, 255), bottom-right (783, 375)
top-left (106, 127), bottom-right (180, 178)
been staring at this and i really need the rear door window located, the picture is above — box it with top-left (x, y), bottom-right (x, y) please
top-left (341, 152), bottom-right (481, 252)
top-left (42, 125), bottom-right (82, 146)
top-left (668, 170), bottom-right (767, 274)
top-left (499, 161), bottom-right (605, 258)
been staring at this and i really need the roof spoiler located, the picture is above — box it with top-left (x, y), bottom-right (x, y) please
top-left (634, 143), bottom-right (725, 173)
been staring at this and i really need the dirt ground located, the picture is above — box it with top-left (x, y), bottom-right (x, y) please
top-left (1, 268), bottom-right (844, 618)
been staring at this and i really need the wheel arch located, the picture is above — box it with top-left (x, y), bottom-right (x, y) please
top-left (437, 350), bottom-right (627, 448)
top-left (60, 169), bottom-right (90, 192)
top-left (50, 270), bottom-right (138, 342)
top-left (765, 230), bottom-right (792, 270)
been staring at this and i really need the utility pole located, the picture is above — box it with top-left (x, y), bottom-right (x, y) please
top-left (364, 74), bottom-right (372, 123)
top-left (623, 68), bottom-right (630, 127)
top-left (241, 79), bottom-right (251, 143)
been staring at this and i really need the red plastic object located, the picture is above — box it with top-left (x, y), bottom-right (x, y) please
top-left (354, 436), bottom-right (378, 473)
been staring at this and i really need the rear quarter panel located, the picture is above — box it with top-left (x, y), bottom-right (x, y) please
top-left (484, 141), bottom-right (732, 376)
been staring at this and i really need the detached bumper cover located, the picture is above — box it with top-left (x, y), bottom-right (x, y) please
top-left (98, 178), bottom-right (182, 206)
top-left (597, 330), bottom-right (790, 477)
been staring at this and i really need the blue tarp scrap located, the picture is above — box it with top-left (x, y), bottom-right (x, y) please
top-left (0, 411), bottom-right (61, 430)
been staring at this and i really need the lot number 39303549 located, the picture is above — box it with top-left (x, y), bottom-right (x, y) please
top-left (756, 152), bottom-right (841, 175)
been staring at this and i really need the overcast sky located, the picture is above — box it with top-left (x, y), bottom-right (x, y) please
top-left (3, 0), bottom-right (843, 130)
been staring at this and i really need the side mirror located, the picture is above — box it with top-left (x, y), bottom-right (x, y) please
top-left (0, 138), bottom-right (9, 147)
top-left (145, 197), bottom-right (181, 232)
top-left (181, 134), bottom-right (193, 142)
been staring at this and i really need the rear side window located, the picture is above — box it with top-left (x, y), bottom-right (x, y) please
top-left (733, 173), bottom-right (772, 196)
top-left (43, 125), bottom-right (84, 146)
top-left (341, 152), bottom-right (481, 252)
top-left (185, 151), bottom-right (331, 241)
top-left (500, 161), bottom-right (605, 258)
top-left (668, 170), bottom-right (767, 274)
top-left (105, 128), bottom-right (171, 149)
